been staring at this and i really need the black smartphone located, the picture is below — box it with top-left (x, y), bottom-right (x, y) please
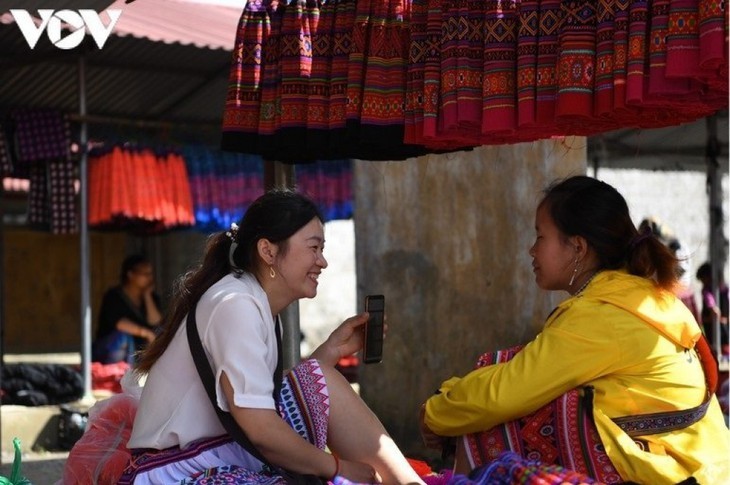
top-left (363, 294), bottom-right (385, 364)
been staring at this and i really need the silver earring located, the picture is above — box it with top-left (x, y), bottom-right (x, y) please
top-left (569, 259), bottom-right (580, 286)
top-left (269, 266), bottom-right (276, 278)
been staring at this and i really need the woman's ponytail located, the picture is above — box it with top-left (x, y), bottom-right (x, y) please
top-left (625, 231), bottom-right (681, 291)
top-left (135, 231), bottom-right (233, 374)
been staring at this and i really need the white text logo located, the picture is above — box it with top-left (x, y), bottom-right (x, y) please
top-left (10, 9), bottom-right (122, 50)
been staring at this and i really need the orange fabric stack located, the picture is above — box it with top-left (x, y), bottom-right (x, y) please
top-left (88, 146), bottom-right (195, 232)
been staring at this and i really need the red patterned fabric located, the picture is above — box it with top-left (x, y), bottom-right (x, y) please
top-left (223, 0), bottom-right (428, 162)
top-left (222, 0), bottom-right (727, 161)
top-left (463, 345), bottom-right (624, 484)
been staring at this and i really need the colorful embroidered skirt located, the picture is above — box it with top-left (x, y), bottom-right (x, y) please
top-left (461, 346), bottom-right (623, 484)
top-left (222, 0), bottom-right (728, 161)
top-left (118, 359), bottom-right (330, 484)
top-left (450, 451), bottom-right (603, 485)
top-left (221, 0), bottom-right (429, 163)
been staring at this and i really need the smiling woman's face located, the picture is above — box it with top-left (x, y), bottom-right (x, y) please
top-left (529, 203), bottom-right (575, 292)
top-left (274, 217), bottom-right (328, 300)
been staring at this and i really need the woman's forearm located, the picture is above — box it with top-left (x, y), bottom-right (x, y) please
top-left (309, 341), bottom-right (340, 367)
top-left (144, 291), bottom-right (163, 325)
top-left (117, 318), bottom-right (155, 340)
top-left (221, 372), bottom-right (336, 478)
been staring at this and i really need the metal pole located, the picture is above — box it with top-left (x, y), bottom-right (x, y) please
top-left (706, 114), bottom-right (725, 361)
top-left (79, 55), bottom-right (93, 399)
top-left (264, 160), bottom-right (300, 369)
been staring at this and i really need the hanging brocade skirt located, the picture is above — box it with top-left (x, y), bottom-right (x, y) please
top-left (223, 0), bottom-right (727, 161)
top-left (221, 0), bottom-right (430, 162)
top-left (405, 0), bottom-right (728, 151)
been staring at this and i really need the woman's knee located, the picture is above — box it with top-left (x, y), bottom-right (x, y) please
top-left (317, 360), bottom-right (348, 385)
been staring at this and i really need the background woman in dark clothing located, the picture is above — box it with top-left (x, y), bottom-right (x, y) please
top-left (696, 261), bottom-right (729, 355)
top-left (92, 254), bottom-right (163, 364)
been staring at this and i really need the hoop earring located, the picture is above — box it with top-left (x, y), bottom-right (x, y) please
top-left (269, 266), bottom-right (276, 278)
top-left (569, 260), bottom-right (580, 286)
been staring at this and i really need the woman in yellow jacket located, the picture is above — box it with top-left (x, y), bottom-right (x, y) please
top-left (420, 176), bottom-right (730, 484)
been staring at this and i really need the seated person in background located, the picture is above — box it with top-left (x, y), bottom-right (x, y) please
top-left (420, 176), bottom-right (730, 485)
top-left (696, 261), bottom-right (729, 354)
top-left (92, 254), bottom-right (163, 364)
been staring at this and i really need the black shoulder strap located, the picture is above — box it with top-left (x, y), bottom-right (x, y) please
top-left (185, 302), bottom-right (276, 466)
top-left (273, 315), bottom-right (284, 404)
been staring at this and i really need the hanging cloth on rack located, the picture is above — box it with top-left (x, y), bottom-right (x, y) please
top-left (222, 0), bottom-right (728, 161)
top-left (222, 0), bottom-right (438, 162)
top-left (406, 0), bottom-right (728, 148)
top-left (163, 151), bottom-right (197, 229)
top-left (184, 146), bottom-right (353, 230)
top-left (12, 109), bottom-right (70, 162)
top-left (296, 159), bottom-right (353, 221)
top-left (88, 145), bottom-right (195, 233)
top-left (183, 145), bottom-right (265, 231)
top-left (10, 109), bottom-right (77, 234)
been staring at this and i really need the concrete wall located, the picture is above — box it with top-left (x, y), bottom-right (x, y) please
top-left (596, 168), bottom-right (729, 288)
top-left (353, 139), bottom-right (586, 455)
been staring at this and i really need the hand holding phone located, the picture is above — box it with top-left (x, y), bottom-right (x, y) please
top-left (363, 294), bottom-right (385, 364)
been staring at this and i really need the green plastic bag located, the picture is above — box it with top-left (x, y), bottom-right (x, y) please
top-left (0, 438), bottom-right (31, 485)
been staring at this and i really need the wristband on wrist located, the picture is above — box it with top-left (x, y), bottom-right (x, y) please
top-left (330, 453), bottom-right (340, 480)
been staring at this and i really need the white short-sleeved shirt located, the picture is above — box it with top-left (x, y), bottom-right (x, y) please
top-left (128, 272), bottom-right (279, 450)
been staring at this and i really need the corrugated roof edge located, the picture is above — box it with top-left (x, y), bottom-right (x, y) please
top-left (109, 0), bottom-right (240, 50)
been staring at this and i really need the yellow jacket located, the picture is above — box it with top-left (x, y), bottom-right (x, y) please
top-left (425, 270), bottom-right (730, 484)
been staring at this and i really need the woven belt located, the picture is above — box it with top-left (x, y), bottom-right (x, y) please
top-left (611, 396), bottom-right (711, 438)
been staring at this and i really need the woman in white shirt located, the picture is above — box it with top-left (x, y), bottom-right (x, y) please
top-left (120, 189), bottom-right (423, 485)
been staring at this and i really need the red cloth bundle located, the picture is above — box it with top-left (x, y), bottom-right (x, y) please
top-left (62, 373), bottom-right (140, 484)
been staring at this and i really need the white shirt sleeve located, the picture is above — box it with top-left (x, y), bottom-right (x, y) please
top-left (201, 293), bottom-right (277, 411)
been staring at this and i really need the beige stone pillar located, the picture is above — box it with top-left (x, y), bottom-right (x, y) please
top-left (353, 138), bottom-right (586, 455)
